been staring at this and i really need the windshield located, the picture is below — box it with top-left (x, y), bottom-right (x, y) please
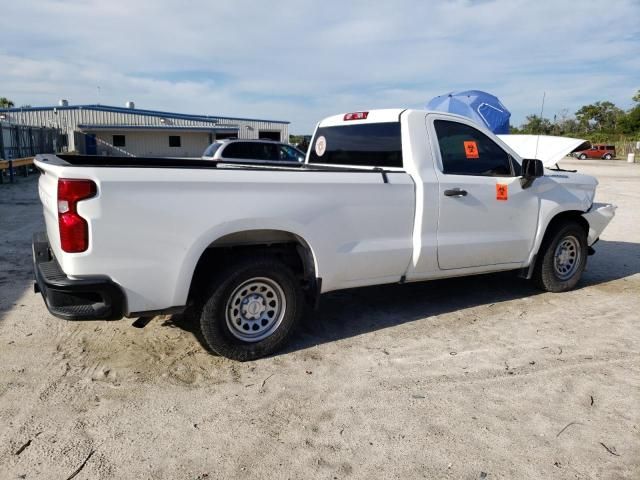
top-left (280, 145), bottom-right (305, 162)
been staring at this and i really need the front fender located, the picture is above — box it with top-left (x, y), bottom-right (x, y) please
top-left (582, 203), bottom-right (617, 245)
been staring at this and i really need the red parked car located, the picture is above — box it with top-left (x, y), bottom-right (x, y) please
top-left (574, 144), bottom-right (616, 160)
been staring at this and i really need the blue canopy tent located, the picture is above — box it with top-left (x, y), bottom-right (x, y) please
top-left (426, 90), bottom-right (511, 134)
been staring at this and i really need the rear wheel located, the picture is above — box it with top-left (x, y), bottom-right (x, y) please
top-left (533, 221), bottom-right (588, 292)
top-left (198, 256), bottom-right (304, 361)
top-left (603, 153), bottom-right (612, 160)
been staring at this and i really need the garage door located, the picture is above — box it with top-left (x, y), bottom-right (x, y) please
top-left (258, 131), bottom-right (281, 141)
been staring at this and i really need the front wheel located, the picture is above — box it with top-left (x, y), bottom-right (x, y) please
top-left (579, 154), bottom-right (588, 160)
top-left (199, 256), bottom-right (304, 361)
top-left (532, 221), bottom-right (588, 292)
top-left (603, 153), bottom-right (612, 160)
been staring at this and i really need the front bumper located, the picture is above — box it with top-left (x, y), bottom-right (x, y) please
top-left (32, 232), bottom-right (125, 320)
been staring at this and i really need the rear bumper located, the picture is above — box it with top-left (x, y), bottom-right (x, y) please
top-left (32, 232), bottom-right (125, 320)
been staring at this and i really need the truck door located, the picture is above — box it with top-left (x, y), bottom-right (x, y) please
top-left (429, 117), bottom-right (540, 270)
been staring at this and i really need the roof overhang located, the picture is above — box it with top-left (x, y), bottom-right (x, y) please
top-left (77, 124), bottom-right (239, 133)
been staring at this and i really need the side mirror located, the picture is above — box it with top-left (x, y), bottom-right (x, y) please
top-left (521, 158), bottom-right (544, 188)
top-left (523, 158), bottom-right (544, 177)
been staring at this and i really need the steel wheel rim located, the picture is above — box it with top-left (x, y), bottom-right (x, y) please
top-left (225, 277), bottom-right (286, 342)
top-left (553, 235), bottom-right (581, 280)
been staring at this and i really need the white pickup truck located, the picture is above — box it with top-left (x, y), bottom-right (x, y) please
top-left (33, 109), bottom-right (616, 360)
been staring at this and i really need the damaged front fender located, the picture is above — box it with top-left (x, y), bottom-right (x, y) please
top-left (582, 203), bottom-right (617, 246)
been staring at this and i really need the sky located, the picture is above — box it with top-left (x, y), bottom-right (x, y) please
top-left (1, 0), bottom-right (639, 134)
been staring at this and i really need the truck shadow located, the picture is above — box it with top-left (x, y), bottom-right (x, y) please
top-left (0, 176), bottom-right (43, 324)
top-left (165, 239), bottom-right (639, 357)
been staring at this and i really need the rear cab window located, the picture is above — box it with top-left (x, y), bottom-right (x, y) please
top-left (309, 122), bottom-right (403, 169)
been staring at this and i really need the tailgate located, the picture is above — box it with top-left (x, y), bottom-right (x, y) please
top-left (35, 158), bottom-right (64, 259)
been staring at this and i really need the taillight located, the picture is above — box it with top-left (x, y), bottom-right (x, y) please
top-left (57, 179), bottom-right (97, 253)
top-left (344, 111), bottom-right (369, 121)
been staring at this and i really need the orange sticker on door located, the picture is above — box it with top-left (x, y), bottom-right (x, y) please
top-left (496, 183), bottom-right (508, 201)
top-left (464, 140), bottom-right (479, 159)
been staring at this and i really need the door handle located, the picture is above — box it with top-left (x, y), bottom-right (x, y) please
top-left (444, 188), bottom-right (468, 197)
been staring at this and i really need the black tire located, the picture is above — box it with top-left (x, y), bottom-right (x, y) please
top-left (603, 154), bottom-right (612, 160)
top-left (579, 154), bottom-right (587, 160)
top-left (198, 256), bottom-right (304, 361)
top-left (532, 221), bottom-right (588, 292)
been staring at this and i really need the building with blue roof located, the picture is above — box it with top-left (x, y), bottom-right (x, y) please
top-left (0, 101), bottom-right (290, 157)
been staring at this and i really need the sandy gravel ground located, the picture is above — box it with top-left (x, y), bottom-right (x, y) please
top-left (0, 159), bottom-right (638, 479)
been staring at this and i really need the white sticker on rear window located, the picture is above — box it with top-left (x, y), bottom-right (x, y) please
top-left (315, 136), bottom-right (326, 157)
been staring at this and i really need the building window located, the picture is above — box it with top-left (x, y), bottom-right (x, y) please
top-left (169, 135), bottom-right (181, 147)
top-left (113, 135), bottom-right (126, 147)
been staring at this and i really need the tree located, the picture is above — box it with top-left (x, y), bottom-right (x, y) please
top-left (618, 107), bottom-right (640, 134)
top-left (519, 114), bottom-right (553, 134)
top-left (617, 90), bottom-right (640, 134)
top-left (553, 109), bottom-right (580, 136)
top-left (618, 91), bottom-right (640, 134)
top-left (575, 101), bottom-right (624, 132)
top-left (0, 97), bottom-right (15, 108)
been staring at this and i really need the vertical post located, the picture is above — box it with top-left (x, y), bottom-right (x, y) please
top-left (0, 123), bottom-right (5, 160)
top-left (0, 124), bottom-right (4, 183)
top-left (9, 159), bottom-right (14, 183)
top-left (14, 124), bottom-right (21, 160)
top-left (28, 127), bottom-right (34, 156)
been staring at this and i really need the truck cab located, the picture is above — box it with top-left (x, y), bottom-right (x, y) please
top-left (308, 109), bottom-right (609, 278)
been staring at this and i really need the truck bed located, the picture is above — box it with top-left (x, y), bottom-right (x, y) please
top-left (37, 154), bottom-right (388, 175)
top-left (33, 153), bottom-right (415, 314)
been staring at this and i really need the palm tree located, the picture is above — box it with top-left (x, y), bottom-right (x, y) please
top-left (0, 97), bottom-right (15, 108)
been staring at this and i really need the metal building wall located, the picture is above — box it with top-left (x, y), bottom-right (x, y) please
top-left (92, 130), bottom-right (211, 157)
top-left (0, 107), bottom-right (289, 152)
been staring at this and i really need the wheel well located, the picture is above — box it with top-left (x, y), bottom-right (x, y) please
top-left (187, 230), bottom-right (318, 305)
top-left (541, 210), bottom-right (589, 247)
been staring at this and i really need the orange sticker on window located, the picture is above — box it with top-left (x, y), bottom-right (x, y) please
top-left (496, 183), bottom-right (508, 201)
top-left (464, 141), bottom-right (479, 159)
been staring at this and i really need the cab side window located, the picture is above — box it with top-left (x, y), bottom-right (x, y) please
top-left (434, 120), bottom-right (514, 176)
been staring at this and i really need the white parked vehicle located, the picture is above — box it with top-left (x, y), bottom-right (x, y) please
top-left (33, 109), bottom-right (616, 360)
top-left (201, 138), bottom-right (305, 164)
